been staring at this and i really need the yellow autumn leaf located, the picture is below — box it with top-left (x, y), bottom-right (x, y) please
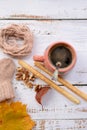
top-left (0, 102), bottom-right (35, 130)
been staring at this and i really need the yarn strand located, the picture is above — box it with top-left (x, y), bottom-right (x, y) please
top-left (0, 24), bottom-right (33, 57)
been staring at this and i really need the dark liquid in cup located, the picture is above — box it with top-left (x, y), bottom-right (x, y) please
top-left (49, 46), bottom-right (72, 68)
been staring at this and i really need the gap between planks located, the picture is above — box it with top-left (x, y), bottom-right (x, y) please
top-left (0, 18), bottom-right (87, 21)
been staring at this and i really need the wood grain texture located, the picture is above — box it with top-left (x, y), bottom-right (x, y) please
top-left (0, 20), bottom-right (86, 117)
top-left (0, 20), bottom-right (87, 83)
top-left (0, 20), bottom-right (87, 129)
top-left (0, 0), bottom-right (87, 129)
top-left (14, 81), bottom-right (87, 120)
top-left (0, 0), bottom-right (87, 19)
top-left (33, 119), bottom-right (87, 130)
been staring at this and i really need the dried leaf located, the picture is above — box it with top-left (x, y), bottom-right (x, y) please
top-left (35, 86), bottom-right (50, 105)
top-left (0, 102), bottom-right (35, 130)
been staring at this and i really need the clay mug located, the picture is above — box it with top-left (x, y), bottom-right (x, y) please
top-left (33, 41), bottom-right (77, 75)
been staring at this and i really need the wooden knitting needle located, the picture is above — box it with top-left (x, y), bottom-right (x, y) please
top-left (19, 60), bottom-right (80, 104)
top-left (34, 61), bottom-right (87, 101)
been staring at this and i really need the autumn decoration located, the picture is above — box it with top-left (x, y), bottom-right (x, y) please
top-left (0, 102), bottom-right (35, 130)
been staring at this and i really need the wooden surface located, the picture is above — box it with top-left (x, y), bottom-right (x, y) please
top-left (0, 0), bottom-right (87, 130)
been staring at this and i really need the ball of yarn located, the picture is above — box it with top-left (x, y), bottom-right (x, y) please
top-left (0, 24), bottom-right (33, 57)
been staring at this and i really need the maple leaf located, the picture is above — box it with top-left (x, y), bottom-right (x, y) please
top-left (0, 102), bottom-right (35, 130)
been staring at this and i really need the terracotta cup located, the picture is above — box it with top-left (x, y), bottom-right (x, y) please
top-left (33, 41), bottom-right (77, 75)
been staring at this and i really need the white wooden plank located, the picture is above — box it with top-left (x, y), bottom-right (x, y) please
top-left (0, 0), bottom-right (87, 19)
top-left (14, 81), bottom-right (87, 119)
top-left (33, 119), bottom-right (87, 130)
top-left (0, 20), bottom-right (87, 121)
top-left (0, 20), bottom-right (87, 84)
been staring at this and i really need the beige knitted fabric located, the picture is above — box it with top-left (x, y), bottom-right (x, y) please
top-left (0, 58), bottom-right (15, 102)
top-left (0, 24), bottom-right (33, 57)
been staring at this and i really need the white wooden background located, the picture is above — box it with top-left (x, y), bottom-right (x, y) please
top-left (0, 0), bottom-right (87, 130)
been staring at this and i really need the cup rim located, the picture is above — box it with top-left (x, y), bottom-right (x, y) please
top-left (44, 41), bottom-right (77, 73)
